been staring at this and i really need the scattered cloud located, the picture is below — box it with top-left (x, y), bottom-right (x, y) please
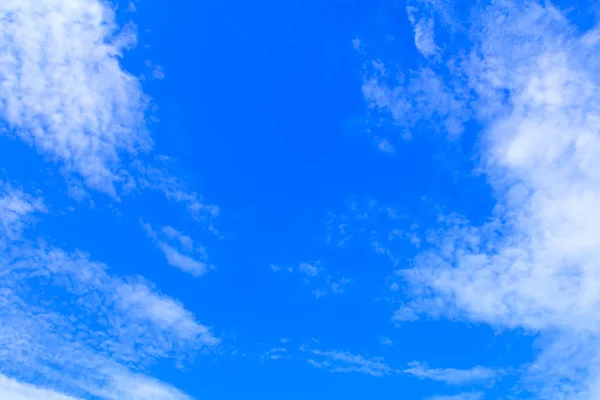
top-left (361, 62), bottom-right (470, 136)
top-left (375, 137), bottom-right (396, 153)
top-left (298, 262), bottom-right (319, 277)
top-left (380, 337), bottom-right (393, 346)
top-left (425, 392), bottom-right (484, 400)
top-left (0, 184), bottom-right (216, 399)
top-left (403, 362), bottom-right (501, 385)
top-left (271, 260), bottom-right (350, 298)
top-left (262, 347), bottom-right (288, 361)
top-left (305, 348), bottom-right (393, 377)
top-left (142, 221), bottom-right (210, 277)
top-left (134, 160), bottom-right (219, 223)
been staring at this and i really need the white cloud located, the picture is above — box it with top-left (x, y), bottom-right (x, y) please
top-left (0, 374), bottom-right (79, 400)
top-left (425, 393), bottom-right (484, 400)
top-left (134, 161), bottom-right (219, 222)
top-left (0, 184), bottom-right (217, 399)
top-left (306, 349), bottom-right (393, 377)
top-left (0, 0), bottom-right (149, 196)
top-left (413, 17), bottom-right (437, 57)
top-left (362, 63), bottom-right (470, 136)
top-left (406, 6), bottom-right (438, 58)
top-left (0, 182), bottom-right (45, 243)
top-left (161, 226), bottom-right (196, 252)
top-left (374, 0), bottom-right (600, 397)
top-left (157, 242), bottom-right (208, 277)
top-left (152, 66), bottom-right (165, 80)
top-left (299, 262), bottom-right (319, 277)
top-left (380, 337), bottom-right (393, 346)
top-left (143, 221), bottom-right (210, 277)
top-left (273, 260), bottom-right (349, 298)
top-left (262, 347), bottom-right (288, 361)
top-left (403, 362), bottom-right (501, 385)
top-left (375, 137), bottom-right (395, 153)
top-left (0, 0), bottom-right (215, 222)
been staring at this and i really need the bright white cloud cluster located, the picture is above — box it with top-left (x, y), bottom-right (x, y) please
top-left (0, 0), bottom-right (149, 196)
top-left (366, 0), bottom-right (600, 397)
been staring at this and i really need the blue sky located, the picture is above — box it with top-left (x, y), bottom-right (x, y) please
top-left (0, 0), bottom-right (599, 399)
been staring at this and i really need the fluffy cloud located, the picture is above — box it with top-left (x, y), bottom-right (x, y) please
top-left (0, 0), bottom-right (148, 196)
top-left (406, 6), bottom-right (438, 58)
top-left (368, 0), bottom-right (600, 397)
top-left (0, 0), bottom-right (216, 224)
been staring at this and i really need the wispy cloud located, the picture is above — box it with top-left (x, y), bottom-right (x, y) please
top-left (272, 261), bottom-right (350, 298)
top-left (425, 392), bottom-right (484, 400)
top-left (0, 184), bottom-right (217, 399)
top-left (305, 348), bottom-right (393, 377)
top-left (403, 362), bottom-right (501, 385)
top-left (0, 374), bottom-right (79, 400)
top-left (142, 221), bottom-right (210, 277)
top-left (261, 347), bottom-right (288, 361)
top-left (134, 160), bottom-right (220, 223)
top-left (366, 0), bottom-right (600, 397)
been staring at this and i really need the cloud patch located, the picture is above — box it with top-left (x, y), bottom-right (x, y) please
top-left (142, 221), bottom-right (211, 277)
top-left (0, 0), bottom-right (149, 196)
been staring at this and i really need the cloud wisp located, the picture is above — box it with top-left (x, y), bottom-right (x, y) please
top-left (271, 261), bottom-right (350, 298)
top-left (305, 348), bottom-right (394, 377)
top-left (403, 362), bottom-right (502, 386)
top-left (0, 183), bottom-right (218, 399)
top-left (142, 221), bottom-right (211, 277)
